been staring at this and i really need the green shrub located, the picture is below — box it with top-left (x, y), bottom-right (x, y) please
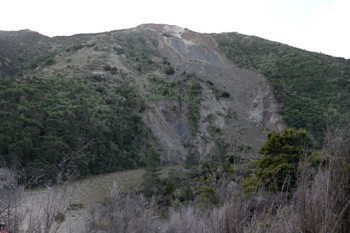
top-left (113, 47), bottom-right (125, 55)
top-left (54, 212), bottom-right (65, 223)
top-left (222, 161), bottom-right (234, 173)
top-left (166, 66), bottom-right (175, 75)
top-left (142, 146), bottom-right (161, 198)
top-left (104, 65), bottom-right (112, 71)
top-left (45, 58), bottom-right (55, 66)
top-left (111, 66), bottom-right (118, 74)
top-left (163, 58), bottom-right (171, 65)
top-left (201, 161), bottom-right (217, 172)
top-left (179, 182), bottom-right (194, 202)
top-left (164, 181), bottom-right (175, 195)
top-left (197, 186), bottom-right (220, 208)
top-left (185, 152), bottom-right (199, 169)
top-left (72, 44), bottom-right (84, 51)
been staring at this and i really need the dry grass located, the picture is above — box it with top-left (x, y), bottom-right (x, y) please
top-left (0, 169), bottom-right (71, 233)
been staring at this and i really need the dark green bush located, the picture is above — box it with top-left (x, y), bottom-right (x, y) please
top-left (185, 152), bottom-right (199, 169)
top-left (166, 66), bottom-right (175, 75)
top-left (197, 186), bottom-right (220, 208)
top-left (45, 58), bottom-right (55, 66)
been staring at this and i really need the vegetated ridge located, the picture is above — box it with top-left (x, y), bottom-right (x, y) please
top-left (0, 24), bottom-right (349, 185)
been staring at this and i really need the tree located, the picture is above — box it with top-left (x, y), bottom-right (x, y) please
top-left (244, 128), bottom-right (314, 193)
top-left (261, 128), bottom-right (314, 192)
top-left (184, 152), bottom-right (199, 169)
top-left (142, 147), bottom-right (161, 197)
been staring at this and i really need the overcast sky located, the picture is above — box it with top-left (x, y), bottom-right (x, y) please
top-left (1, 0), bottom-right (349, 59)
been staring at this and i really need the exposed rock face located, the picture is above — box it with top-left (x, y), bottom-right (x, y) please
top-left (0, 24), bottom-right (285, 163)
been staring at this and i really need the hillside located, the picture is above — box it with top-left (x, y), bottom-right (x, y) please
top-left (1, 24), bottom-right (349, 185)
top-left (0, 30), bottom-right (50, 76)
top-left (212, 32), bottom-right (350, 146)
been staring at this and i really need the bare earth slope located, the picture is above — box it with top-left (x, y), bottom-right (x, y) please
top-left (135, 24), bottom-right (284, 162)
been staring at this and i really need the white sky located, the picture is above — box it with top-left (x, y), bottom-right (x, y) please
top-left (1, 0), bottom-right (349, 59)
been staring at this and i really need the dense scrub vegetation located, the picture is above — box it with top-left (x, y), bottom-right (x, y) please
top-left (213, 33), bottom-right (350, 146)
top-left (0, 75), bottom-right (150, 186)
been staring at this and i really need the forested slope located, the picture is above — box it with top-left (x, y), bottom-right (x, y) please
top-left (0, 75), bottom-right (150, 185)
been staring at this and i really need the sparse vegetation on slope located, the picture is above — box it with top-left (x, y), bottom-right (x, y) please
top-left (213, 33), bottom-right (350, 146)
top-left (183, 82), bottom-right (202, 134)
top-left (113, 31), bottom-right (158, 72)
